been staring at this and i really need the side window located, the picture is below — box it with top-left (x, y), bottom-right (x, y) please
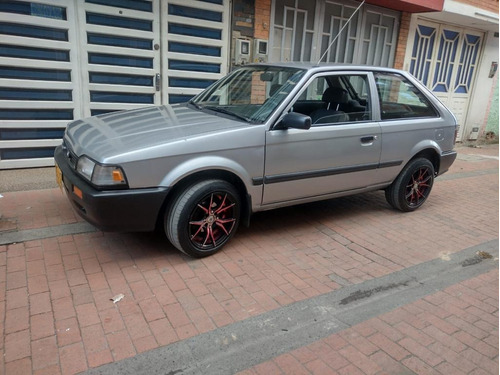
top-left (297, 77), bottom-right (328, 101)
top-left (374, 73), bottom-right (438, 120)
top-left (292, 74), bottom-right (371, 125)
top-left (347, 76), bottom-right (369, 101)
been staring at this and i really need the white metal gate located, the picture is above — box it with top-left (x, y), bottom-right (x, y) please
top-left (270, 0), bottom-right (399, 65)
top-left (78, 0), bottom-right (162, 117)
top-left (161, 0), bottom-right (229, 104)
top-left (407, 20), bottom-right (483, 141)
top-left (0, 0), bottom-right (81, 168)
top-left (0, 0), bottom-right (229, 169)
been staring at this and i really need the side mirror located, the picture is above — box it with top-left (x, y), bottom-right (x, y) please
top-left (276, 112), bottom-right (311, 130)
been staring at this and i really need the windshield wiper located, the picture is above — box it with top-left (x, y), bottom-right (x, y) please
top-left (188, 100), bottom-right (203, 110)
top-left (203, 106), bottom-right (251, 123)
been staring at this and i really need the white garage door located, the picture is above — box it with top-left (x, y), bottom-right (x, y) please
top-left (0, 0), bottom-right (229, 169)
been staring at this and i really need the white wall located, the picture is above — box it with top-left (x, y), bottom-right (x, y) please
top-left (465, 30), bottom-right (499, 139)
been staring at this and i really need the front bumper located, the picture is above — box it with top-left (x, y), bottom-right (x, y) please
top-left (54, 146), bottom-right (169, 232)
top-left (438, 150), bottom-right (457, 176)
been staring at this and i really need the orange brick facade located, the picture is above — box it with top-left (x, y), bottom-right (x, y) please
top-left (393, 12), bottom-right (412, 70)
top-left (254, 0), bottom-right (271, 40)
top-left (455, 0), bottom-right (499, 12)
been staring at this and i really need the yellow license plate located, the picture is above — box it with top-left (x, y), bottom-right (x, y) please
top-left (55, 163), bottom-right (63, 191)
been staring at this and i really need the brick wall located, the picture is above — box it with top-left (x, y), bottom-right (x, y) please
top-left (393, 12), bottom-right (411, 70)
top-left (454, 0), bottom-right (499, 13)
top-left (233, 0), bottom-right (254, 38)
top-left (254, 0), bottom-right (271, 39)
top-left (251, 72), bottom-right (267, 104)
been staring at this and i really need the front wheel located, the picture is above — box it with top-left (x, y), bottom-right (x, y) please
top-left (385, 158), bottom-right (435, 212)
top-left (165, 180), bottom-right (241, 257)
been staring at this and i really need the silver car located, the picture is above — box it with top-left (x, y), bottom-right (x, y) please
top-left (55, 63), bottom-right (457, 257)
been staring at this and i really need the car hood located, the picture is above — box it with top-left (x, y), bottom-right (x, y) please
top-left (64, 104), bottom-right (250, 162)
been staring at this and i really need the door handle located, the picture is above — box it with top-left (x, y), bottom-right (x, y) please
top-left (155, 73), bottom-right (161, 91)
top-left (361, 135), bottom-right (377, 144)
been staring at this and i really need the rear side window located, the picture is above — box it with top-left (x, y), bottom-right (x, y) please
top-left (374, 73), bottom-right (438, 120)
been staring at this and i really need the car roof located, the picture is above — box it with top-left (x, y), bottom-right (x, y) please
top-left (246, 62), bottom-right (406, 75)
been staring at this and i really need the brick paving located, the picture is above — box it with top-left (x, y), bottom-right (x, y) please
top-left (238, 269), bottom-right (499, 375)
top-left (0, 145), bottom-right (498, 374)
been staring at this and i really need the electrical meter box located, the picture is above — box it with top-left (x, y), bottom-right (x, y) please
top-left (253, 39), bottom-right (268, 63)
top-left (235, 39), bottom-right (251, 65)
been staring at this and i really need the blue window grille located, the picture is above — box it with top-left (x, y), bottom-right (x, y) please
top-left (86, 0), bottom-right (152, 12)
top-left (168, 23), bottom-right (221, 40)
top-left (0, 67), bottom-right (70, 81)
top-left (168, 4), bottom-right (222, 23)
top-left (90, 91), bottom-right (154, 104)
top-left (0, 22), bottom-right (68, 41)
top-left (1, 147), bottom-right (56, 160)
top-left (169, 95), bottom-right (194, 104)
top-left (169, 60), bottom-right (220, 73)
top-left (88, 33), bottom-right (152, 50)
top-left (86, 12), bottom-right (152, 32)
top-left (0, 88), bottom-right (72, 101)
top-left (0, 44), bottom-right (69, 61)
top-left (0, 109), bottom-right (73, 120)
top-left (0, 128), bottom-right (65, 140)
top-left (169, 78), bottom-right (215, 89)
top-left (88, 53), bottom-right (153, 68)
top-left (168, 42), bottom-right (221, 57)
top-left (0, 2), bottom-right (67, 20)
top-left (89, 73), bottom-right (153, 86)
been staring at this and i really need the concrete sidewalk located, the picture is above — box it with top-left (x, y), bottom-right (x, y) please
top-left (0, 144), bottom-right (498, 375)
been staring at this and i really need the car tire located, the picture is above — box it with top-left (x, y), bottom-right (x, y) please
top-left (165, 179), bottom-right (240, 257)
top-left (385, 158), bottom-right (434, 212)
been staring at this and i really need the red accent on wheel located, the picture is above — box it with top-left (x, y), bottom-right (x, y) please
top-left (188, 192), bottom-right (237, 250)
top-left (404, 166), bottom-right (432, 207)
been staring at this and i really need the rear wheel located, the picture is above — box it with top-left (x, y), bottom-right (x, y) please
top-left (165, 179), bottom-right (240, 257)
top-left (385, 158), bottom-right (434, 212)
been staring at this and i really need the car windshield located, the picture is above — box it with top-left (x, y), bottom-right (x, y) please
top-left (191, 65), bottom-right (306, 123)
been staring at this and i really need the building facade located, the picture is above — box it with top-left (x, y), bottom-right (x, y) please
top-left (402, 0), bottom-right (499, 141)
top-left (0, 0), bottom-right (230, 169)
top-left (0, 0), bottom-right (497, 169)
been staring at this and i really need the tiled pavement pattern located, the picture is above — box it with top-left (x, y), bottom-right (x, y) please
top-left (239, 269), bottom-right (499, 375)
top-left (0, 145), bottom-right (498, 374)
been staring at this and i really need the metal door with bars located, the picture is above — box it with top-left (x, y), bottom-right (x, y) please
top-left (270, 0), bottom-right (399, 66)
top-left (408, 20), bottom-right (483, 141)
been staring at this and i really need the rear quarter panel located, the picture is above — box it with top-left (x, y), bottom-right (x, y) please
top-left (378, 117), bottom-right (454, 182)
top-left (377, 72), bottom-right (457, 182)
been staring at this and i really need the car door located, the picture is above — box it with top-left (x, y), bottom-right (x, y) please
top-left (262, 72), bottom-right (383, 205)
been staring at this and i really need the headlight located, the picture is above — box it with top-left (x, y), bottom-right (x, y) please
top-left (76, 156), bottom-right (127, 187)
top-left (76, 156), bottom-right (95, 181)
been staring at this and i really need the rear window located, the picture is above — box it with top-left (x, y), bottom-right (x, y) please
top-left (374, 73), bottom-right (438, 120)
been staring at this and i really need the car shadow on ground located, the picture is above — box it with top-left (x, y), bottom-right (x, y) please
top-left (115, 190), bottom-right (391, 260)
top-left (242, 190), bottom-right (389, 233)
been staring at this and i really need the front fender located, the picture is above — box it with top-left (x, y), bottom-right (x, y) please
top-left (159, 155), bottom-right (255, 192)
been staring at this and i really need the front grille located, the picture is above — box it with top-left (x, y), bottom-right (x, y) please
top-left (62, 140), bottom-right (77, 170)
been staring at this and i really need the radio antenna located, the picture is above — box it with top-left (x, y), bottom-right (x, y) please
top-left (317, 0), bottom-right (365, 64)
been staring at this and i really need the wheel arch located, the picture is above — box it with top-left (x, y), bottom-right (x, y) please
top-left (155, 168), bottom-right (253, 231)
top-left (410, 148), bottom-right (440, 174)
top-left (408, 141), bottom-right (441, 175)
